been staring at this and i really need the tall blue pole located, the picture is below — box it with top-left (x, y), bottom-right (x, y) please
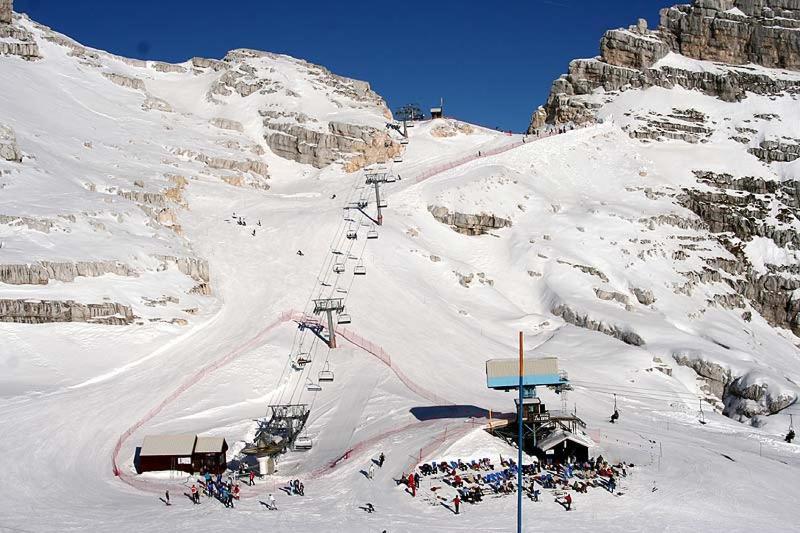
top-left (517, 331), bottom-right (524, 533)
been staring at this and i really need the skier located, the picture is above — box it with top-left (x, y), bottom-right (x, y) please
top-left (786, 429), bottom-right (795, 443)
top-left (365, 503), bottom-right (375, 513)
top-left (249, 470), bottom-right (255, 486)
top-left (564, 493), bottom-right (572, 511)
top-left (608, 475), bottom-right (616, 493)
top-left (407, 473), bottom-right (416, 497)
top-left (297, 250), bottom-right (304, 256)
top-left (453, 495), bottom-right (461, 514)
top-left (257, 219), bottom-right (262, 226)
top-left (378, 452), bottom-right (385, 467)
top-left (298, 482), bottom-right (304, 496)
top-left (368, 463), bottom-right (375, 480)
top-left (251, 229), bottom-right (256, 236)
top-left (165, 489), bottom-right (170, 506)
top-left (268, 493), bottom-right (277, 510)
top-left (190, 484), bottom-right (199, 504)
top-left (331, 194), bottom-right (337, 199)
top-left (610, 409), bottom-right (619, 423)
top-left (414, 472), bottom-right (420, 489)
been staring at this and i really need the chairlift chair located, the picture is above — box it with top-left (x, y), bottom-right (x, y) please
top-left (306, 378), bottom-right (322, 392)
top-left (400, 138), bottom-right (409, 145)
top-left (318, 362), bottom-right (334, 382)
top-left (378, 201), bottom-right (388, 208)
top-left (385, 175), bottom-right (397, 183)
top-left (336, 288), bottom-right (347, 294)
top-left (393, 156), bottom-right (403, 163)
top-left (356, 200), bottom-right (368, 209)
top-left (337, 313), bottom-right (351, 325)
top-left (333, 262), bottom-right (345, 274)
top-left (346, 229), bottom-right (358, 240)
top-left (294, 436), bottom-right (313, 450)
top-left (367, 228), bottom-right (378, 239)
top-left (354, 264), bottom-right (366, 276)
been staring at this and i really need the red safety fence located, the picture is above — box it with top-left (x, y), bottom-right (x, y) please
top-left (111, 309), bottom-right (301, 481)
top-left (337, 326), bottom-right (453, 406)
top-left (410, 122), bottom-right (594, 185)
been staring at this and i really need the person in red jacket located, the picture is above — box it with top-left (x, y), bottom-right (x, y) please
top-left (408, 473), bottom-right (416, 497)
top-left (249, 470), bottom-right (255, 486)
top-left (190, 484), bottom-right (199, 504)
top-left (453, 495), bottom-right (461, 514)
top-left (564, 493), bottom-right (572, 511)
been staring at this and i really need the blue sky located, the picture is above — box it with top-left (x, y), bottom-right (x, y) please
top-left (16, 0), bottom-right (670, 131)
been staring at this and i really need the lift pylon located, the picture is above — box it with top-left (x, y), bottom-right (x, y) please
top-left (364, 170), bottom-right (393, 226)
top-left (313, 298), bottom-right (345, 348)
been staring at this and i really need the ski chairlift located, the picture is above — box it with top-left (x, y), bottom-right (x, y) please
top-left (367, 227), bottom-right (378, 239)
top-left (318, 362), bottom-right (334, 382)
top-left (336, 288), bottom-right (347, 294)
top-left (353, 263), bottom-right (366, 276)
top-left (294, 435), bottom-right (313, 450)
top-left (333, 262), bottom-right (345, 274)
top-left (393, 155), bottom-right (403, 163)
top-left (400, 138), bottom-right (409, 145)
top-left (385, 175), bottom-right (397, 183)
top-left (698, 399), bottom-right (707, 425)
top-left (337, 313), bottom-right (351, 325)
top-left (306, 378), bottom-right (322, 392)
top-left (332, 249), bottom-right (344, 255)
top-left (356, 199), bottom-right (368, 209)
top-left (293, 355), bottom-right (311, 370)
top-left (346, 229), bottom-right (358, 240)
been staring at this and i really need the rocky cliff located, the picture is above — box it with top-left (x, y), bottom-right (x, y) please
top-left (530, 0), bottom-right (800, 129)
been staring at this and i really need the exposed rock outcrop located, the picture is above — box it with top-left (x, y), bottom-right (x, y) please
top-left (0, 0), bottom-right (11, 24)
top-left (660, 0), bottom-right (800, 70)
top-left (530, 0), bottom-right (800, 129)
top-left (0, 298), bottom-right (134, 325)
top-left (264, 121), bottom-right (400, 171)
top-left (0, 260), bottom-right (138, 285)
top-left (0, 5), bottom-right (40, 59)
top-left (680, 170), bottom-right (800, 335)
top-left (428, 206), bottom-right (512, 236)
top-left (552, 304), bottom-right (645, 346)
top-left (102, 72), bottom-right (145, 91)
top-left (0, 124), bottom-right (21, 162)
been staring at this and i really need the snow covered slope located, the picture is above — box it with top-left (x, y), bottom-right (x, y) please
top-left (1, 2), bottom-right (799, 532)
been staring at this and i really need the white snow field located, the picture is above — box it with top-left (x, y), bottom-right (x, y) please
top-left (1, 12), bottom-right (799, 533)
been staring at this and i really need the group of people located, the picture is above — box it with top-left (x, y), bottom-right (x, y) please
top-left (199, 470), bottom-right (240, 508)
top-left (409, 453), bottom-right (630, 514)
top-left (287, 479), bottom-right (305, 496)
top-left (228, 212), bottom-right (261, 236)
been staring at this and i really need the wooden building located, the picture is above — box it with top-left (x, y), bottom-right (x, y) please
top-left (138, 434), bottom-right (228, 475)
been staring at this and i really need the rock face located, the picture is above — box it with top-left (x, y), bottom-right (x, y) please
top-left (660, 0), bottom-right (800, 70)
top-left (552, 304), bottom-right (646, 346)
top-left (0, 298), bottom-right (134, 325)
top-left (0, 123), bottom-right (21, 161)
top-left (0, 260), bottom-right (137, 285)
top-left (530, 0), bottom-right (800, 130)
top-left (264, 121), bottom-right (400, 171)
top-left (0, 7), bottom-right (39, 59)
top-left (0, 0), bottom-right (11, 24)
top-left (428, 206), bottom-right (512, 235)
top-left (680, 171), bottom-right (800, 335)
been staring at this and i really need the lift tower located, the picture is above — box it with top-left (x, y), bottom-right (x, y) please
top-left (313, 298), bottom-right (345, 348)
top-left (364, 170), bottom-right (392, 226)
